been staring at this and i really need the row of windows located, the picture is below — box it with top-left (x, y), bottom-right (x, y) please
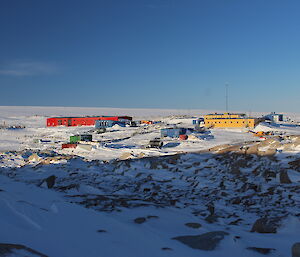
top-left (52, 119), bottom-right (119, 126)
top-left (207, 121), bottom-right (250, 123)
top-left (205, 118), bottom-right (248, 120)
top-left (98, 121), bottom-right (111, 126)
top-left (56, 119), bottom-right (90, 125)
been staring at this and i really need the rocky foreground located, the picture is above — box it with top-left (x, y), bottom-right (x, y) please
top-left (0, 135), bottom-right (300, 256)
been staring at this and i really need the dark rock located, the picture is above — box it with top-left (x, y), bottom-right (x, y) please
top-left (250, 218), bottom-right (278, 233)
top-left (207, 203), bottom-right (215, 215)
top-left (135, 172), bottom-right (143, 178)
top-left (150, 160), bottom-right (161, 169)
top-left (205, 215), bottom-right (218, 224)
top-left (167, 155), bottom-right (180, 164)
top-left (147, 215), bottom-right (159, 219)
top-left (220, 191), bottom-right (228, 196)
top-left (56, 183), bottom-right (79, 192)
top-left (252, 166), bottom-right (261, 175)
top-left (172, 231), bottom-right (229, 250)
top-left (0, 243), bottom-right (48, 257)
top-left (229, 218), bottom-right (243, 225)
top-left (288, 158), bottom-right (300, 172)
top-left (119, 200), bottom-right (129, 207)
top-left (280, 171), bottom-right (292, 184)
top-left (246, 247), bottom-right (276, 255)
top-left (263, 170), bottom-right (276, 181)
top-left (45, 175), bottom-right (56, 189)
top-left (161, 247), bottom-right (173, 251)
top-left (170, 199), bottom-right (177, 206)
top-left (97, 229), bottom-right (107, 233)
top-left (234, 159), bottom-right (249, 168)
top-left (153, 185), bottom-right (161, 191)
top-left (243, 199), bottom-right (256, 207)
top-left (193, 162), bottom-right (200, 167)
top-left (230, 166), bottom-right (241, 175)
top-left (185, 222), bottom-right (202, 229)
top-left (231, 197), bottom-right (241, 204)
top-left (292, 243), bottom-right (300, 257)
top-left (134, 217), bottom-right (146, 224)
top-left (219, 180), bottom-right (225, 189)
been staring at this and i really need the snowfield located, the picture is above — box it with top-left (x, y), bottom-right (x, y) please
top-left (0, 106), bottom-right (300, 257)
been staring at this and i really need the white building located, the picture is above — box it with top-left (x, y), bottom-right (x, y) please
top-left (265, 112), bottom-right (283, 123)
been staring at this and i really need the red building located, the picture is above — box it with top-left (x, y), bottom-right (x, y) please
top-left (46, 116), bottom-right (132, 127)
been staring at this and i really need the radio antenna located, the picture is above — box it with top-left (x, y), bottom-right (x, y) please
top-left (225, 83), bottom-right (229, 112)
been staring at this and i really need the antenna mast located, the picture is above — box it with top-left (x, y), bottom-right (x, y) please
top-left (225, 83), bottom-right (229, 113)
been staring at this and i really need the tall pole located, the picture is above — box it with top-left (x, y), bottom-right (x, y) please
top-left (225, 83), bottom-right (229, 113)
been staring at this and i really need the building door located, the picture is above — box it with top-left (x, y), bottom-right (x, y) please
top-left (68, 119), bottom-right (72, 126)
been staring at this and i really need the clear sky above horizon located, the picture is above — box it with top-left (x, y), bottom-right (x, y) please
top-left (0, 0), bottom-right (299, 112)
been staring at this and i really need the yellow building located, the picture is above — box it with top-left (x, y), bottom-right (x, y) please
top-left (204, 113), bottom-right (259, 129)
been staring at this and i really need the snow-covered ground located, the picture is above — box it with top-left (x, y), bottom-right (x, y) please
top-left (1, 106), bottom-right (299, 160)
top-left (0, 106), bottom-right (299, 257)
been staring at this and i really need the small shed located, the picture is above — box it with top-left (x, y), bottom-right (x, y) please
top-left (70, 134), bottom-right (92, 143)
top-left (62, 143), bottom-right (78, 149)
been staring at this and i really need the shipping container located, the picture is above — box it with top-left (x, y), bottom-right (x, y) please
top-left (70, 135), bottom-right (81, 143)
top-left (161, 128), bottom-right (187, 138)
top-left (79, 134), bottom-right (93, 142)
top-left (70, 135), bottom-right (92, 143)
top-left (62, 143), bottom-right (78, 149)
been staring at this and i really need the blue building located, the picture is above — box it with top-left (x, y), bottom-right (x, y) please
top-left (192, 118), bottom-right (204, 125)
top-left (95, 120), bottom-right (126, 128)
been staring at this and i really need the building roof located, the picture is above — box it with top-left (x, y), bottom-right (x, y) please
top-left (48, 116), bottom-right (131, 119)
top-left (206, 112), bottom-right (243, 115)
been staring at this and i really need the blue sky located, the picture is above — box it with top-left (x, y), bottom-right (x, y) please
top-left (0, 0), bottom-right (300, 112)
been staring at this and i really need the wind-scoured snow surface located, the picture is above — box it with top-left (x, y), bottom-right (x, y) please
top-left (0, 106), bottom-right (299, 257)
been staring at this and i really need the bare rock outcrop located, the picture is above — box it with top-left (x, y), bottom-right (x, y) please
top-left (246, 247), bottom-right (276, 255)
top-left (0, 243), bottom-right (48, 257)
top-left (250, 218), bottom-right (279, 234)
top-left (45, 175), bottom-right (56, 189)
top-left (172, 231), bottom-right (229, 250)
top-left (292, 243), bottom-right (300, 257)
top-left (280, 170), bottom-right (292, 184)
top-left (185, 222), bottom-right (202, 229)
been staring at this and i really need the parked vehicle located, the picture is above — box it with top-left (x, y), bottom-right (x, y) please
top-left (148, 138), bottom-right (163, 148)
